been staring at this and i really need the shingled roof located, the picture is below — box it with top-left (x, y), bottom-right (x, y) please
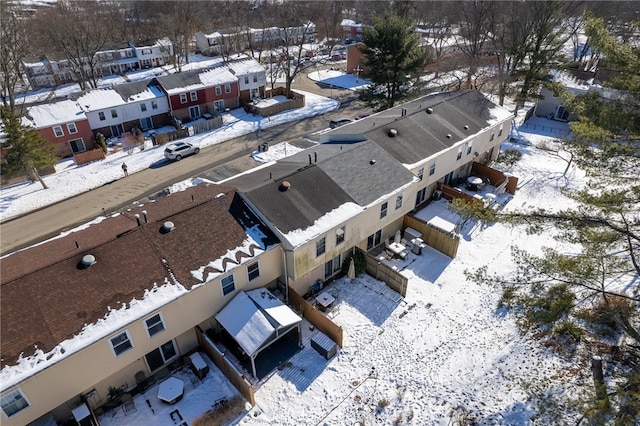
top-left (226, 138), bottom-right (416, 236)
top-left (339, 90), bottom-right (513, 166)
top-left (0, 182), bottom-right (278, 371)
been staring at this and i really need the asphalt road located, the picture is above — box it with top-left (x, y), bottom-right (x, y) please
top-left (0, 71), bottom-right (367, 255)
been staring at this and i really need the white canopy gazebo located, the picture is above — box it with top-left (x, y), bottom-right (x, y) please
top-left (215, 289), bottom-right (302, 378)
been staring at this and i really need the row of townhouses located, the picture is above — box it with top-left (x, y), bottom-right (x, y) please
top-left (23, 39), bottom-right (174, 90)
top-left (21, 58), bottom-right (267, 158)
top-left (23, 19), bottom-right (317, 91)
top-left (195, 21), bottom-right (317, 57)
top-left (1, 89), bottom-right (514, 426)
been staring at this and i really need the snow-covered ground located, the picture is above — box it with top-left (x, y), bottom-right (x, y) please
top-left (93, 118), bottom-right (585, 426)
top-left (0, 90), bottom-right (339, 221)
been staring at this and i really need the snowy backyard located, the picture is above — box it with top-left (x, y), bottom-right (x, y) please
top-left (2, 67), bottom-right (598, 424)
top-left (90, 121), bottom-right (591, 426)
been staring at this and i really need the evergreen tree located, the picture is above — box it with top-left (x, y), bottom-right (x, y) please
top-left (1, 108), bottom-right (58, 189)
top-left (463, 13), bottom-right (639, 423)
top-left (359, 13), bottom-right (429, 110)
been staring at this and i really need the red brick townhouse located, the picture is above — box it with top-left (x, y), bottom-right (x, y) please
top-left (21, 100), bottom-right (95, 158)
top-left (154, 67), bottom-right (239, 122)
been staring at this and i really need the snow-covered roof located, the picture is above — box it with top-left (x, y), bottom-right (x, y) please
top-left (75, 88), bottom-right (126, 111)
top-left (22, 100), bottom-right (86, 128)
top-left (215, 289), bottom-right (301, 357)
top-left (158, 67), bottom-right (237, 95)
top-left (226, 58), bottom-right (266, 75)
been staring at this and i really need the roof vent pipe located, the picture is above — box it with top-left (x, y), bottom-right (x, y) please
top-left (464, 125), bottom-right (469, 130)
top-left (142, 210), bottom-right (148, 223)
top-left (161, 221), bottom-right (175, 233)
top-left (314, 152), bottom-right (317, 163)
top-left (81, 254), bottom-right (96, 267)
top-left (134, 214), bottom-right (141, 226)
top-left (388, 128), bottom-right (398, 137)
top-left (308, 154), bottom-right (312, 165)
top-left (280, 181), bottom-right (291, 191)
top-left (446, 134), bottom-right (452, 139)
top-left (426, 107), bottom-right (434, 114)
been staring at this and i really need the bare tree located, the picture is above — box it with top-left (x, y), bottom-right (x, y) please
top-left (1, 5), bottom-right (31, 111)
top-left (455, 0), bottom-right (491, 89)
top-left (30, 1), bottom-right (123, 90)
top-left (146, 1), bottom-right (206, 71)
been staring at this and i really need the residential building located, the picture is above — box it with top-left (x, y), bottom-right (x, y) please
top-left (195, 22), bottom-right (316, 57)
top-left (154, 67), bottom-right (239, 121)
top-left (224, 138), bottom-right (418, 296)
top-left (340, 19), bottom-right (368, 44)
top-left (342, 90), bottom-right (514, 208)
top-left (226, 58), bottom-right (267, 103)
top-left (0, 183), bottom-right (281, 426)
top-left (73, 80), bottom-right (170, 138)
top-left (21, 39), bottom-right (174, 90)
top-left (21, 100), bottom-right (95, 158)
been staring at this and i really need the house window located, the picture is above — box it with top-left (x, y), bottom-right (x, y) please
top-left (142, 48), bottom-right (152, 55)
top-left (98, 111), bottom-right (106, 121)
top-left (151, 100), bottom-right (158, 109)
top-left (490, 130), bottom-right (495, 141)
top-left (67, 122), bottom-right (78, 134)
top-left (456, 146), bottom-right (463, 160)
top-left (417, 167), bottom-right (424, 181)
top-left (253, 74), bottom-right (258, 83)
top-left (53, 126), bottom-right (63, 137)
top-left (467, 141), bottom-right (473, 155)
top-left (244, 76), bottom-right (249, 84)
top-left (1, 389), bottom-right (30, 418)
top-left (189, 106), bottom-right (200, 119)
top-left (110, 330), bottom-right (133, 356)
top-left (316, 237), bottom-right (326, 257)
top-left (380, 201), bottom-right (388, 219)
top-left (247, 262), bottom-right (260, 281)
top-left (415, 188), bottom-right (426, 206)
top-left (367, 230), bottom-right (382, 250)
top-left (145, 340), bottom-right (178, 372)
top-left (429, 162), bottom-right (436, 176)
top-left (145, 313), bottom-right (165, 337)
top-left (180, 93), bottom-right (187, 104)
top-left (214, 100), bottom-right (224, 112)
top-left (324, 255), bottom-right (341, 279)
top-left (498, 123), bottom-right (504, 136)
top-left (215, 86), bottom-right (222, 96)
top-left (190, 91), bottom-right (197, 101)
top-left (221, 274), bottom-right (235, 296)
top-left (395, 194), bottom-right (403, 210)
top-left (68, 138), bottom-right (86, 153)
top-left (336, 226), bottom-right (345, 245)
top-left (111, 109), bottom-right (117, 118)
top-left (140, 103), bottom-right (147, 112)
top-left (224, 83), bottom-right (231, 93)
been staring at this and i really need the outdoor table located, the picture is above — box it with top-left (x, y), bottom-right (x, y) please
top-left (315, 291), bottom-right (335, 310)
top-left (467, 176), bottom-right (483, 186)
top-left (388, 242), bottom-right (406, 255)
top-left (157, 376), bottom-right (185, 405)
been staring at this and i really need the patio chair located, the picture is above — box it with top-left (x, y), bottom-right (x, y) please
top-left (121, 393), bottom-right (136, 415)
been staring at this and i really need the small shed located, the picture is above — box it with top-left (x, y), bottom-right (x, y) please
top-left (311, 331), bottom-right (338, 360)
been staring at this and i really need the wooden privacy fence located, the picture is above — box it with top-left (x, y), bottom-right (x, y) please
top-left (195, 326), bottom-right (255, 407)
top-left (151, 128), bottom-right (189, 145)
top-left (470, 162), bottom-right (518, 194)
top-left (245, 88), bottom-right (305, 117)
top-left (362, 249), bottom-right (409, 297)
top-left (288, 288), bottom-right (343, 348)
top-left (404, 214), bottom-right (459, 258)
top-left (73, 148), bottom-right (106, 165)
top-left (187, 116), bottom-right (223, 135)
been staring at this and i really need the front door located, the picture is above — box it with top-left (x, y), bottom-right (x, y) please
top-left (110, 124), bottom-right (123, 138)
